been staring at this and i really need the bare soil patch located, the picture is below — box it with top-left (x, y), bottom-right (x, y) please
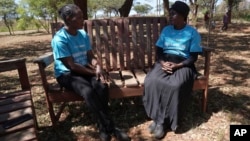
top-left (0, 22), bottom-right (249, 141)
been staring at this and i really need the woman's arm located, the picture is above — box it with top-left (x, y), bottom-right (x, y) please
top-left (87, 50), bottom-right (98, 68)
top-left (181, 53), bottom-right (199, 66)
top-left (161, 53), bottom-right (199, 74)
top-left (60, 56), bottom-right (96, 76)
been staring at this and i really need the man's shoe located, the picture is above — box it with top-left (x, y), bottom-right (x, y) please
top-left (113, 128), bottom-right (131, 141)
top-left (153, 124), bottom-right (165, 139)
top-left (99, 131), bottom-right (111, 141)
top-left (148, 121), bottom-right (157, 133)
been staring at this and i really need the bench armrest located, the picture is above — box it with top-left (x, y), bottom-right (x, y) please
top-left (0, 58), bottom-right (26, 72)
top-left (33, 52), bottom-right (54, 68)
top-left (0, 58), bottom-right (30, 90)
top-left (202, 46), bottom-right (215, 52)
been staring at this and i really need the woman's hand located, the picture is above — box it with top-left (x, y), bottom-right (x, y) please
top-left (161, 61), bottom-right (182, 74)
top-left (95, 65), bottom-right (108, 83)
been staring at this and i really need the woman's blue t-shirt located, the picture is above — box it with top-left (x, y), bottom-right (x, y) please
top-left (51, 28), bottom-right (91, 78)
top-left (156, 25), bottom-right (202, 58)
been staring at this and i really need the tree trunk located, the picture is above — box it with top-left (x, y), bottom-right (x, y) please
top-left (189, 0), bottom-right (199, 27)
top-left (73, 0), bottom-right (88, 20)
top-left (163, 0), bottom-right (169, 16)
top-left (3, 15), bottom-right (12, 35)
top-left (118, 0), bottom-right (133, 17)
top-left (227, 0), bottom-right (233, 23)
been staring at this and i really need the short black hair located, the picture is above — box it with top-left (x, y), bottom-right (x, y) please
top-left (170, 1), bottom-right (190, 21)
top-left (58, 4), bottom-right (80, 25)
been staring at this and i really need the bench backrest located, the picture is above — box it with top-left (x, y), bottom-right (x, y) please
top-left (84, 17), bottom-right (167, 71)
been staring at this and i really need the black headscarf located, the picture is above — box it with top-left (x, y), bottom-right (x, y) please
top-left (170, 1), bottom-right (190, 21)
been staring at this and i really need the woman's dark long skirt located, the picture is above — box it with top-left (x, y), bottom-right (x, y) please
top-left (143, 60), bottom-right (195, 131)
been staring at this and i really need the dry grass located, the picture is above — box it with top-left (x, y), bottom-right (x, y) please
top-left (0, 22), bottom-right (250, 141)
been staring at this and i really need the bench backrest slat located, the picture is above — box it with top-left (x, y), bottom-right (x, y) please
top-left (84, 17), bottom-right (167, 71)
top-left (117, 18), bottom-right (125, 70)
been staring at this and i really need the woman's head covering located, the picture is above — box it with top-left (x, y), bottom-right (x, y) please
top-left (170, 1), bottom-right (190, 20)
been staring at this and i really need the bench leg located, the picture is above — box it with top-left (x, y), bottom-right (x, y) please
top-left (45, 98), bottom-right (58, 126)
top-left (202, 87), bottom-right (208, 112)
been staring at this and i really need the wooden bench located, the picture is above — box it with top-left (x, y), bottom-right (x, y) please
top-left (0, 58), bottom-right (38, 141)
top-left (34, 17), bottom-right (213, 126)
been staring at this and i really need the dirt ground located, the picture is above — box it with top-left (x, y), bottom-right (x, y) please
top-left (0, 22), bottom-right (250, 141)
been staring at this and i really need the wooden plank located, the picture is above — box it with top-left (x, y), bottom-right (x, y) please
top-left (0, 93), bottom-right (31, 106)
top-left (109, 87), bottom-right (143, 98)
top-left (101, 19), bottom-right (111, 70)
top-left (0, 108), bottom-right (33, 123)
top-left (121, 70), bottom-right (138, 87)
top-left (0, 116), bottom-right (34, 135)
top-left (123, 18), bottom-right (131, 70)
top-left (109, 19), bottom-right (117, 71)
top-left (0, 100), bottom-right (32, 114)
top-left (146, 18), bottom-right (152, 67)
top-left (0, 90), bottom-right (30, 100)
top-left (48, 90), bottom-right (83, 103)
top-left (33, 52), bottom-right (53, 68)
top-left (0, 127), bottom-right (37, 141)
top-left (93, 20), bottom-right (103, 69)
top-left (108, 71), bottom-right (123, 87)
top-left (152, 18), bottom-right (159, 63)
top-left (85, 20), bottom-right (94, 46)
top-left (131, 18), bottom-right (138, 69)
top-left (0, 58), bottom-right (26, 72)
top-left (138, 18), bottom-right (145, 68)
top-left (193, 78), bottom-right (207, 90)
top-left (116, 19), bottom-right (124, 70)
top-left (133, 69), bottom-right (146, 86)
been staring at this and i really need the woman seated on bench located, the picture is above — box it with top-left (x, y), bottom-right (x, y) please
top-left (51, 4), bottom-right (130, 141)
top-left (143, 1), bottom-right (203, 139)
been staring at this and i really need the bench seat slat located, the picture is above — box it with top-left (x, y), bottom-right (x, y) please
top-left (108, 71), bottom-right (123, 87)
top-left (48, 90), bottom-right (83, 103)
top-left (109, 87), bottom-right (143, 98)
top-left (0, 90), bottom-right (31, 100)
top-left (0, 127), bottom-right (37, 141)
top-left (0, 108), bottom-right (33, 123)
top-left (0, 115), bottom-right (34, 135)
top-left (0, 100), bottom-right (32, 114)
top-left (133, 69), bottom-right (146, 86)
top-left (121, 70), bottom-right (138, 87)
top-left (0, 92), bottom-right (31, 106)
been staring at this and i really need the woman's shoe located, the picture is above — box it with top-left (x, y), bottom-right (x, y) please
top-left (148, 121), bottom-right (157, 133)
top-left (153, 124), bottom-right (165, 139)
